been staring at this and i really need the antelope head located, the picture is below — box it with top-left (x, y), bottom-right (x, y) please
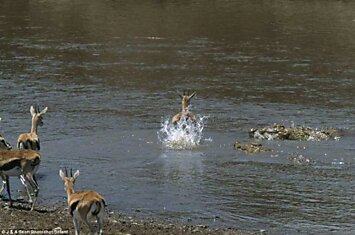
top-left (59, 168), bottom-right (79, 194)
top-left (177, 90), bottom-right (195, 112)
top-left (30, 105), bottom-right (48, 130)
top-left (0, 118), bottom-right (12, 150)
top-left (0, 136), bottom-right (12, 150)
top-left (172, 90), bottom-right (197, 125)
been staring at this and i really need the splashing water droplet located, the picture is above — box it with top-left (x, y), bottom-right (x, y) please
top-left (157, 115), bottom-right (208, 150)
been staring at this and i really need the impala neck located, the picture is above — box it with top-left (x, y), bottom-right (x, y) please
top-left (181, 98), bottom-right (189, 113)
top-left (66, 186), bottom-right (75, 201)
top-left (30, 116), bottom-right (38, 134)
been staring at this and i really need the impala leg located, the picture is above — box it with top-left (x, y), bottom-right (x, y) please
top-left (19, 175), bottom-right (33, 204)
top-left (0, 178), bottom-right (5, 195)
top-left (28, 175), bottom-right (38, 211)
top-left (30, 196), bottom-right (36, 211)
top-left (32, 174), bottom-right (39, 196)
top-left (24, 173), bottom-right (39, 211)
top-left (33, 174), bottom-right (38, 187)
top-left (26, 173), bottom-right (39, 196)
top-left (83, 217), bottom-right (96, 235)
top-left (5, 176), bottom-right (12, 207)
top-left (0, 175), bottom-right (6, 205)
top-left (97, 215), bottom-right (104, 235)
top-left (73, 217), bottom-right (81, 235)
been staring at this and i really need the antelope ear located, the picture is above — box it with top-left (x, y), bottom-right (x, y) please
top-left (30, 106), bottom-right (36, 116)
top-left (59, 169), bottom-right (66, 181)
top-left (40, 107), bottom-right (48, 115)
top-left (188, 92), bottom-right (196, 100)
top-left (73, 170), bottom-right (80, 179)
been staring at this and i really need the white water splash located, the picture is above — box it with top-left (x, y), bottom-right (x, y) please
top-left (158, 115), bottom-right (207, 150)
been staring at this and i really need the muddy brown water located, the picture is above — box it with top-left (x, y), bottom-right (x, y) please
top-left (0, 0), bottom-right (354, 234)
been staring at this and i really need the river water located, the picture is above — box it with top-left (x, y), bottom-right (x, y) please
top-left (0, 0), bottom-right (354, 234)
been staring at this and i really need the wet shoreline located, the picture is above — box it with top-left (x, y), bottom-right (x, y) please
top-left (0, 202), bottom-right (254, 235)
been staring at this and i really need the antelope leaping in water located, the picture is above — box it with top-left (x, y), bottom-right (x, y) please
top-left (172, 90), bottom-right (196, 125)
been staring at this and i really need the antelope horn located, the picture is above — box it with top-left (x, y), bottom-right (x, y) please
top-left (65, 167), bottom-right (68, 177)
top-left (34, 105), bottom-right (39, 114)
top-left (176, 90), bottom-right (183, 99)
top-left (188, 92), bottom-right (196, 100)
top-left (70, 168), bottom-right (73, 177)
